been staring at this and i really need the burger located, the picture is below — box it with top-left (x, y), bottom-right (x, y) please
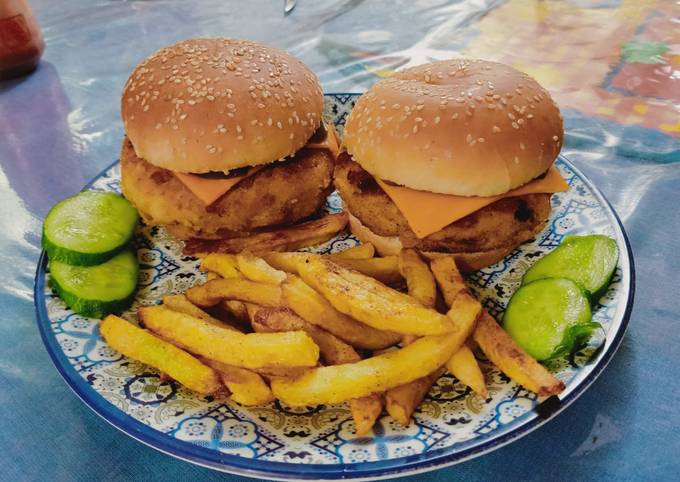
top-left (120, 38), bottom-right (338, 242)
top-left (336, 59), bottom-right (568, 271)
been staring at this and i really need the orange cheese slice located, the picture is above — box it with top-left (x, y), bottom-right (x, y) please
top-left (376, 167), bottom-right (569, 239)
top-left (175, 122), bottom-right (340, 206)
top-left (174, 166), bottom-right (263, 206)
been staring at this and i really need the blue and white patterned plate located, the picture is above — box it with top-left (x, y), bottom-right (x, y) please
top-left (34, 94), bottom-right (634, 481)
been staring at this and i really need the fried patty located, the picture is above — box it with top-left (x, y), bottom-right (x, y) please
top-left (121, 137), bottom-right (334, 239)
top-left (334, 153), bottom-right (551, 253)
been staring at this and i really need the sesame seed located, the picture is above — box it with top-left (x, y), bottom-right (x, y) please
top-left (492, 125), bottom-right (501, 133)
top-left (512, 122), bottom-right (519, 129)
top-left (520, 142), bottom-right (525, 150)
top-left (277, 121), bottom-right (283, 129)
top-left (434, 116), bottom-right (441, 124)
top-left (553, 135), bottom-right (559, 141)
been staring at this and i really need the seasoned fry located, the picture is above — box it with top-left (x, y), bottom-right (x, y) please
top-left (202, 358), bottom-right (274, 406)
top-left (219, 300), bottom-right (250, 323)
top-left (351, 394), bottom-right (383, 436)
top-left (332, 256), bottom-right (401, 285)
top-left (100, 315), bottom-right (223, 395)
top-left (398, 249), bottom-right (437, 308)
top-left (162, 294), bottom-right (235, 329)
top-left (329, 243), bottom-right (375, 260)
top-left (385, 368), bottom-right (444, 427)
top-left (187, 278), bottom-right (282, 308)
top-left (200, 253), bottom-right (241, 279)
top-left (474, 310), bottom-right (565, 396)
top-left (270, 324), bottom-right (473, 405)
top-left (446, 345), bottom-right (488, 398)
top-left (254, 306), bottom-right (361, 366)
top-left (298, 257), bottom-right (455, 336)
top-left (281, 275), bottom-right (401, 350)
top-left (263, 251), bottom-right (399, 284)
top-left (236, 251), bottom-right (287, 285)
top-left (431, 255), bottom-right (486, 395)
top-left (139, 305), bottom-right (319, 369)
top-left (183, 212), bottom-right (348, 255)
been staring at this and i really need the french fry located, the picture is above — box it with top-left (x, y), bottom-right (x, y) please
top-left (262, 252), bottom-right (306, 274)
top-left (187, 278), bottom-right (282, 308)
top-left (162, 294), bottom-right (235, 329)
top-left (298, 256), bottom-right (455, 336)
top-left (219, 300), bottom-right (250, 323)
top-left (253, 306), bottom-right (361, 366)
top-left (281, 275), bottom-right (401, 350)
top-left (100, 315), bottom-right (223, 395)
top-left (446, 345), bottom-right (488, 398)
top-left (351, 394), bottom-right (383, 436)
top-left (332, 256), bottom-right (401, 285)
top-left (474, 311), bottom-right (565, 396)
top-left (385, 368), bottom-right (445, 427)
top-left (253, 366), bottom-right (311, 379)
top-left (431, 256), bottom-right (486, 395)
top-left (202, 358), bottom-right (274, 406)
top-left (139, 305), bottom-right (319, 369)
top-left (329, 243), bottom-right (375, 260)
top-left (270, 322), bottom-right (473, 405)
top-left (200, 253), bottom-right (240, 279)
top-left (263, 251), bottom-right (399, 284)
top-left (398, 249), bottom-right (437, 308)
top-left (183, 212), bottom-right (349, 255)
top-left (236, 251), bottom-right (287, 285)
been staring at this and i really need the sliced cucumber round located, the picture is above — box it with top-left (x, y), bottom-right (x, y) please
top-left (522, 234), bottom-right (618, 299)
top-left (42, 190), bottom-right (139, 266)
top-left (503, 278), bottom-right (595, 361)
top-left (49, 250), bottom-right (139, 318)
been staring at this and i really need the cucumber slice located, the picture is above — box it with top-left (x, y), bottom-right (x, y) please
top-left (49, 250), bottom-right (139, 318)
top-left (503, 278), bottom-right (595, 361)
top-left (522, 235), bottom-right (618, 299)
top-left (43, 190), bottom-right (138, 266)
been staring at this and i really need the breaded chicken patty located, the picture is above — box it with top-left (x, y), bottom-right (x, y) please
top-left (121, 138), bottom-right (334, 239)
top-left (334, 153), bottom-right (551, 254)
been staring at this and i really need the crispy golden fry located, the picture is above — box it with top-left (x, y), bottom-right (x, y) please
top-left (253, 366), bottom-right (311, 379)
top-left (236, 251), bottom-right (287, 285)
top-left (201, 253), bottom-right (241, 279)
top-left (202, 358), bottom-right (274, 406)
top-left (298, 257), bottom-right (455, 336)
top-left (329, 243), bottom-right (375, 260)
top-left (220, 300), bottom-right (250, 323)
top-left (183, 212), bottom-right (348, 255)
top-left (430, 256), bottom-right (486, 395)
top-left (139, 305), bottom-right (319, 369)
top-left (398, 249), bottom-right (437, 308)
top-left (270, 325), bottom-right (472, 405)
top-left (100, 315), bottom-right (223, 395)
top-left (262, 251), bottom-right (306, 274)
top-left (385, 368), bottom-right (444, 427)
top-left (162, 294), bottom-right (235, 329)
top-left (333, 256), bottom-right (401, 285)
top-left (263, 251), bottom-right (398, 284)
top-left (206, 272), bottom-right (219, 281)
top-left (351, 394), bottom-right (383, 436)
top-left (474, 310), bottom-right (565, 396)
top-left (281, 275), bottom-right (401, 350)
top-left (254, 306), bottom-right (361, 366)
top-left (446, 345), bottom-right (488, 398)
top-left (187, 278), bottom-right (282, 308)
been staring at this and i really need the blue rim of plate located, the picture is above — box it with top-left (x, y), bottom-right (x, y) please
top-left (34, 149), bottom-right (635, 481)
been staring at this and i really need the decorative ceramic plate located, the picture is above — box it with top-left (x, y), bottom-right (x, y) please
top-left (34, 94), bottom-right (634, 481)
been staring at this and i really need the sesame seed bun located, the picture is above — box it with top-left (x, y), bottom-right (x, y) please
top-left (121, 38), bottom-right (324, 173)
top-left (343, 59), bottom-right (563, 196)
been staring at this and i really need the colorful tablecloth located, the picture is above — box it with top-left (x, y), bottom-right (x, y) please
top-left (1, 1), bottom-right (678, 480)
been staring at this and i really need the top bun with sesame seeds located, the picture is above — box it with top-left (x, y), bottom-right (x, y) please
top-left (343, 59), bottom-right (563, 197)
top-left (121, 37), bottom-right (324, 173)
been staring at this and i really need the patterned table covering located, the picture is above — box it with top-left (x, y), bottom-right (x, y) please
top-left (0, 1), bottom-right (678, 481)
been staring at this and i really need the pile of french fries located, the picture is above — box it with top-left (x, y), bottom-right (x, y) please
top-left (102, 242), bottom-right (565, 435)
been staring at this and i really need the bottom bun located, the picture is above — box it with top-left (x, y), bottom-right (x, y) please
top-left (347, 212), bottom-right (547, 272)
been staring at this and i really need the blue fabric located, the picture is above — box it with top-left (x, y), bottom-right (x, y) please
top-left (1, 1), bottom-right (678, 480)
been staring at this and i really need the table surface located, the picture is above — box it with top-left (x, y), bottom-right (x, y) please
top-left (1, 1), bottom-right (679, 480)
